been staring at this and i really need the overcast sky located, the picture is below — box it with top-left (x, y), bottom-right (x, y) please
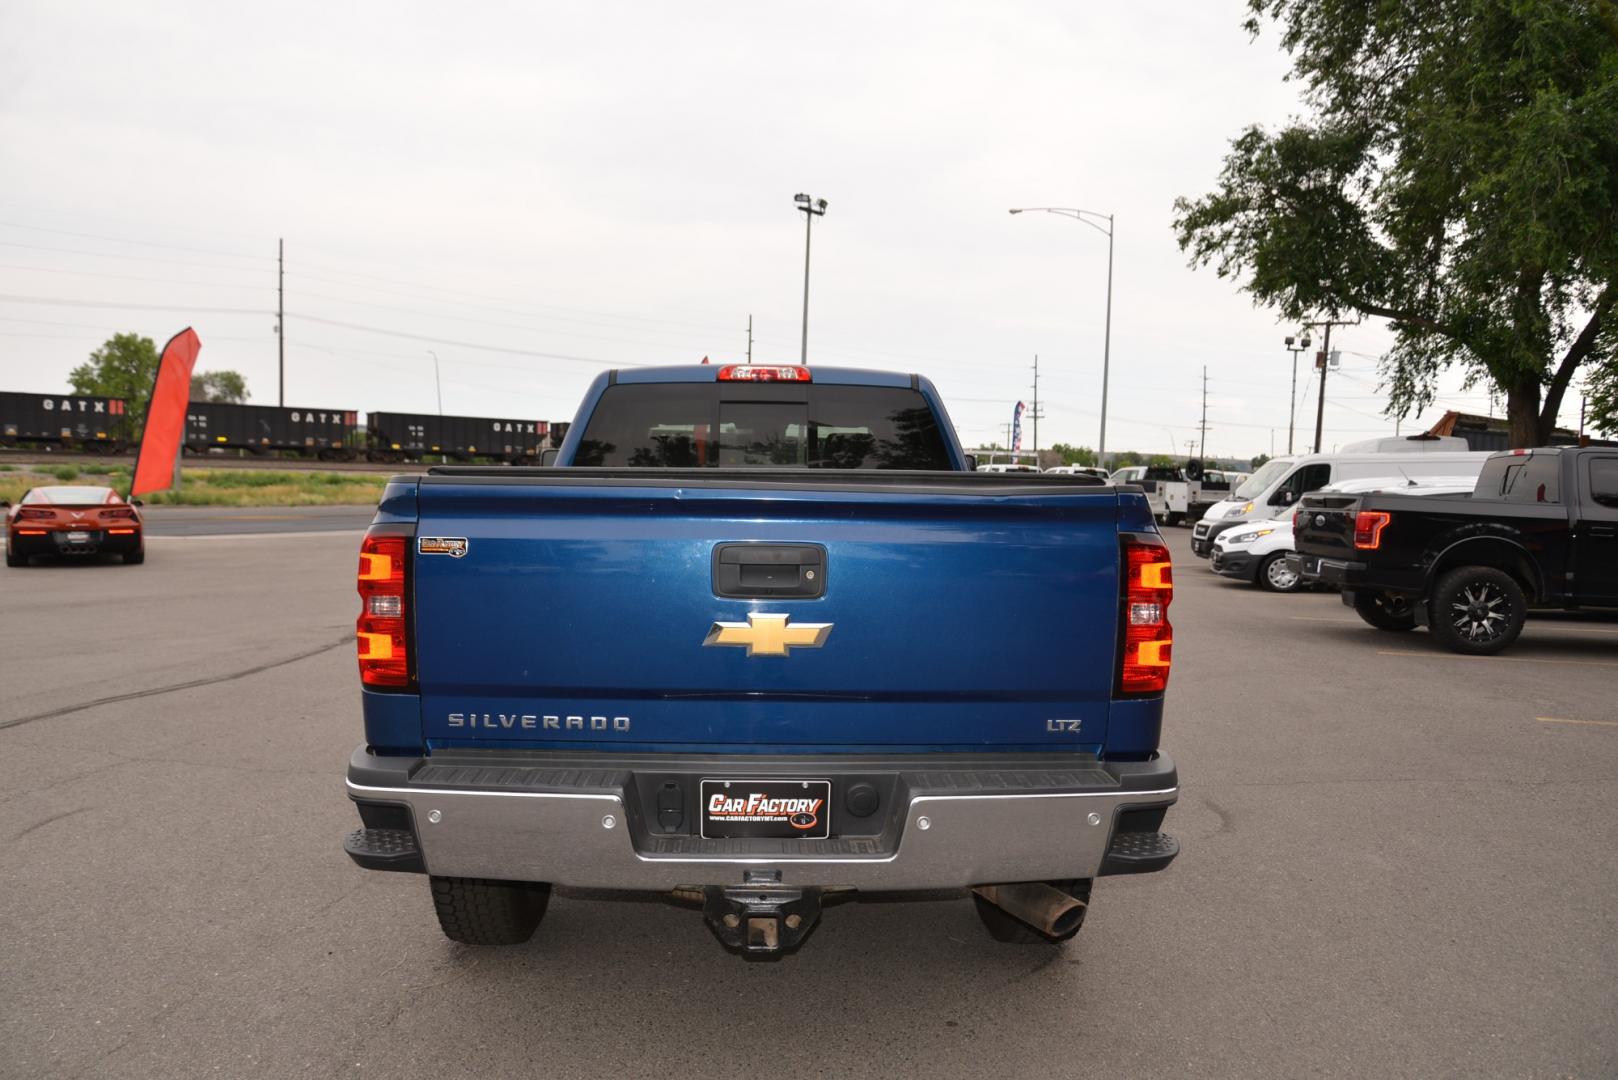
top-left (0, 1), bottom-right (1566, 460)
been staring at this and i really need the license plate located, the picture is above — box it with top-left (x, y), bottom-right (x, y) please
top-left (701, 778), bottom-right (831, 840)
top-left (67, 531), bottom-right (91, 543)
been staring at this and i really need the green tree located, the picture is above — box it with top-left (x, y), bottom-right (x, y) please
top-left (191, 370), bottom-right (249, 403)
top-left (1174, 1), bottom-right (1618, 448)
top-left (1587, 368), bottom-right (1618, 436)
top-left (1250, 453), bottom-right (1271, 469)
top-left (1049, 442), bottom-right (1098, 466)
top-left (68, 333), bottom-right (159, 439)
top-left (1111, 450), bottom-right (1145, 468)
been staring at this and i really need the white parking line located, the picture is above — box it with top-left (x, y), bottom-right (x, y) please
top-left (146, 530), bottom-right (362, 541)
top-left (1378, 649), bottom-right (1618, 669)
top-left (1536, 717), bottom-right (1618, 728)
top-left (1293, 615), bottom-right (1618, 636)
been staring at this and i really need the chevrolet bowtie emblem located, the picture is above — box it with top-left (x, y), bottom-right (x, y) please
top-left (703, 613), bottom-right (833, 658)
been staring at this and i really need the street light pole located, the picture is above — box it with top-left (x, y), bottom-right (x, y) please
top-left (1283, 333), bottom-right (1311, 454)
top-left (1009, 206), bottom-right (1114, 467)
top-left (427, 350), bottom-right (442, 415)
top-left (1101, 215), bottom-right (1113, 469)
top-left (794, 193), bottom-right (828, 364)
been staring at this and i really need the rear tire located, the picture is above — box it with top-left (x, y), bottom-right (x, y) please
top-left (973, 879), bottom-right (1091, 944)
top-left (6, 549), bottom-right (25, 568)
top-left (1257, 552), bottom-right (1301, 592)
top-left (1428, 566), bottom-right (1526, 655)
top-left (1352, 590), bottom-right (1417, 631)
top-left (429, 876), bottom-right (550, 946)
top-left (1165, 512), bottom-right (1184, 528)
top-left (123, 549), bottom-right (145, 565)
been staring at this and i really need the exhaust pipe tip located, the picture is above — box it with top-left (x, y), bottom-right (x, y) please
top-left (972, 882), bottom-right (1088, 939)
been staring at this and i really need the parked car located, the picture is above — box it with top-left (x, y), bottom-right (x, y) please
top-left (1291, 447), bottom-right (1618, 653)
top-left (1191, 441), bottom-right (1495, 557)
top-left (1211, 476), bottom-right (1479, 592)
top-left (341, 363), bottom-right (1180, 956)
top-left (3, 485), bottom-right (144, 566)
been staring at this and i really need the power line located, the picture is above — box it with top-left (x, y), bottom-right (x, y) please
top-left (0, 221), bottom-right (272, 262)
top-left (0, 293), bottom-right (266, 315)
top-left (0, 262), bottom-right (269, 291)
top-left (286, 312), bottom-right (655, 368)
top-left (0, 241), bottom-right (268, 276)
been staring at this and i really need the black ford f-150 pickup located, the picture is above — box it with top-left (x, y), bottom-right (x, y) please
top-left (1290, 447), bottom-right (1618, 653)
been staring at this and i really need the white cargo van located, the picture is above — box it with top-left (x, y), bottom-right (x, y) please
top-left (1189, 444), bottom-right (1493, 557)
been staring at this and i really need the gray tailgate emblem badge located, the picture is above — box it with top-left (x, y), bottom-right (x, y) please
top-left (418, 537), bottom-right (469, 558)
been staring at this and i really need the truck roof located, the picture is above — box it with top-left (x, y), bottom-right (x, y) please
top-left (612, 364), bottom-right (915, 388)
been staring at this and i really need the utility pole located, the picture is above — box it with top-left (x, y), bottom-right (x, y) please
top-left (746, 315), bottom-right (754, 364)
top-left (1302, 317), bottom-right (1359, 453)
top-left (1029, 354), bottom-right (1042, 458)
top-left (277, 238), bottom-right (285, 407)
top-left (1198, 366), bottom-right (1209, 460)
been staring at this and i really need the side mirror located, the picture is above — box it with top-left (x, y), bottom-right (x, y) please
top-left (539, 449), bottom-right (560, 466)
top-left (963, 454), bottom-right (977, 471)
top-left (1273, 490), bottom-right (1295, 505)
top-left (130, 498), bottom-right (144, 507)
top-left (0, 500), bottom-right (9, 509)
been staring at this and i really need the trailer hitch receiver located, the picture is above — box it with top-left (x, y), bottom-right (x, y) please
top-left (702, 884), bottom-right (822, 955)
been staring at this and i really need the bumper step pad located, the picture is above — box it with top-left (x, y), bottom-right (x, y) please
top-left (1100, 831), bottom-right (1179, 876)
top-left (344, 827), bottom-right (425, 873)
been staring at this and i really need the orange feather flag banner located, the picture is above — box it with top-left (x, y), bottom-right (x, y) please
top-left (130, 327), bottom-right (202, 498)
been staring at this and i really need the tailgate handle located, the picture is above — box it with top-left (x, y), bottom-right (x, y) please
top-left (713, 543), bottom-right (826, 599)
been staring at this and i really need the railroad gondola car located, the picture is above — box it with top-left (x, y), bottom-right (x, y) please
top-left (0, 391), bottom-right (129, 452)
top-left (185, 402), bottom-right (358, 459)
top-left (366, 411), bottom-right (550, 463)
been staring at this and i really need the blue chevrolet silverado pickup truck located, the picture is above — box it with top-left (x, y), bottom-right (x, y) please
top-left (343, 363), bottom-right (1179, 954)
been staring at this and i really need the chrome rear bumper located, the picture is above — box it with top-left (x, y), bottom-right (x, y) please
top-left (345, 748), bottom-right (1178, 890)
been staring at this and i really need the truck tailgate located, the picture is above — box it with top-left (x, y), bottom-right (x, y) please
top-left (410, 473), bottom-right (1124, 752)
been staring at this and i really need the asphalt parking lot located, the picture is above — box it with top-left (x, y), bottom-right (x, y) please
top-left (3, 513), bottom-right (1615, 1079)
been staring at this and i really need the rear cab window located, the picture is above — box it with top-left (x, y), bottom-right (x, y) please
top-left (1477, 453), bottom-right (1562, 503)
top-left (572, 383), bottom-right (953, 470)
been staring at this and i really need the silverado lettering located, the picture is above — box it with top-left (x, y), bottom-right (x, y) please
top-left (446, 712), bottom-right (630, 731)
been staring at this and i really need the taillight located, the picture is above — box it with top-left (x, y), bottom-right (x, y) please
top-left (717, 364), bottom-right (811, 382)
top-left (357, 531), bottom-right (410, 688)
top-left (1293, 509), bottom-right (1306, 530)
top-left (17, 508), bottom-right (54, 521)
top-left (101, 507), bottom-right (136, 520)
top-left (1118, 536), bottom-right (1173, 696)
top-left (1353, 510), bottom-right (1391, 550)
